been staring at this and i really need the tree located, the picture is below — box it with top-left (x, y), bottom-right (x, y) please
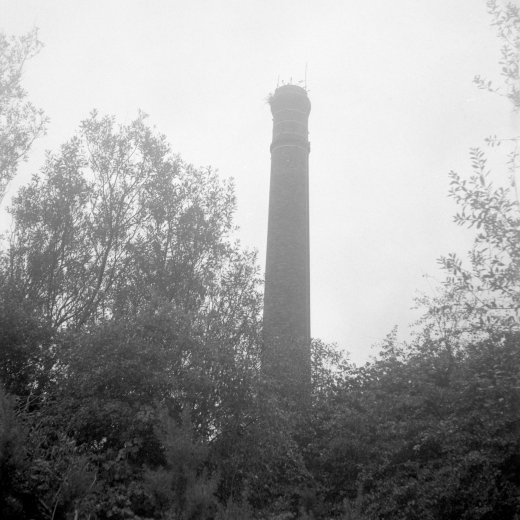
top-left (416, 0), bottom-right (520, 350)
top-left (474, 0), bottom-right (520, 110)
top-left (303, 3), bottom-right (520, 518)
top-left (0, 108), bottom-right (264, 518)
top-left (4, 111), bottom-right (260, 330)
top-left (0, 29), bottom-right (47, 201)
top-left (325, 330), bottom-right (520, 520)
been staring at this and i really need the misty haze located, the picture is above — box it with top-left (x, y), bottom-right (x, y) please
top-left (1, 1), bottom-right (520, 518)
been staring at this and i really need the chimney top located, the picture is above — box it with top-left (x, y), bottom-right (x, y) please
top-left (269, 84), bottom-right (311, 116)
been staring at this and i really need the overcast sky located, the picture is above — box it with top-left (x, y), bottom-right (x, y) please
top-left (1, 0), bottom-right (518, 362)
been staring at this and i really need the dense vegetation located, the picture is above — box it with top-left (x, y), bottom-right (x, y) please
top-left (1, 2), bottom-right (520, 518)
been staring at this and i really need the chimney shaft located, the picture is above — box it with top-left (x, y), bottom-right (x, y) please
top-left (263, 85), bottom-right (311, 399)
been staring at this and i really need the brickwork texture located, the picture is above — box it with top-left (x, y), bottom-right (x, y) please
top-left (263, 85), bottom-right (311, 399)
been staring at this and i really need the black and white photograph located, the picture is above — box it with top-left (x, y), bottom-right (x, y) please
top-left (1, 1), bottom-right (519, 518)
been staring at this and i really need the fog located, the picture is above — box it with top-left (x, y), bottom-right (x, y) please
top-left (1, 0), bottom-right (516, 362)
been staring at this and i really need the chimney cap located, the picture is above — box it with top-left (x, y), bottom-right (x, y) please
top-left (268, 84), bottom-right (311, 115)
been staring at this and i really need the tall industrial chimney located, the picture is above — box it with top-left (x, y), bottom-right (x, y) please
top-left (263, 84), bottom-right (311, 400)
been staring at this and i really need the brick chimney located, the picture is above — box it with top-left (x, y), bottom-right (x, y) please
top-left (263, 84), bottom-right (311, 400)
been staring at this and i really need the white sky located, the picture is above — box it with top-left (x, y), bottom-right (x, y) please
top-left (1, 0), bottom-right (518, 363)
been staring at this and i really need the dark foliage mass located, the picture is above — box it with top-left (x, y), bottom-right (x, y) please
top-left (2, 3), bottom-right (520, 518)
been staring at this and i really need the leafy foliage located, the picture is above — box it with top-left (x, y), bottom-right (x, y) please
top-left (0, 29), bottom-right (47, 201)
top-left (0, 110), bottom-right (263, 518)
top-left (474, 0), bottom-right (520, 109)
